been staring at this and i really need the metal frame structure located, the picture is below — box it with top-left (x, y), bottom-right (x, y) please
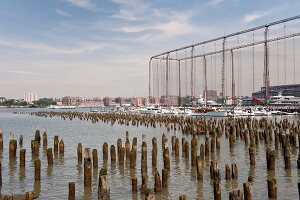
top-left (149, 15), bottom-right (300, 105)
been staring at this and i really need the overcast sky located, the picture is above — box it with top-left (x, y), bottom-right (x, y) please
top-left (0, 0), bottom-right (299, 99)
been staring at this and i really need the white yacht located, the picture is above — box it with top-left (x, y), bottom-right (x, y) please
top-left (48, 105), bottom-right (76, 109)
top-left (192, 107), bottom-right (227, 117)
top-left (139, 106), bottom-right (161, 115)
top-left (269, 93), bottom-right (300, 106)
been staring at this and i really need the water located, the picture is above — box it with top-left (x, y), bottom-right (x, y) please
top-left (0, 108), bottom-right (299, 199)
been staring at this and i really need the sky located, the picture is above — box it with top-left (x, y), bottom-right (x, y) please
top-left (0, 0), bottom-right (299, 99)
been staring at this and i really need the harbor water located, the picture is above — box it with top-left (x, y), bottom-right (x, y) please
top-left (0, 108), bottom-right (299, 199)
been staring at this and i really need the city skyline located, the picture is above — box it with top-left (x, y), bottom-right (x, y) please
top-left (0, 0), bottom-right (299, 99)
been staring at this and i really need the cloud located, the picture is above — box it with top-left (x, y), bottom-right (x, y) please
top-left (55, 9), bottom-right (71, 17)
top-left (0, 38), bottom-right (124, 55)
top-left (111, 0), bottom-right (149, 20)
top-left (114, 10), bottom-right (200, 42)
top-left (243, 11), bottom-right (268, 23)
top-left (8, 71), bottom-right (50, 76)
top-left (210, 0), bottom-right (224, 6)
top-left (65, 0), bottom-right (98, 11)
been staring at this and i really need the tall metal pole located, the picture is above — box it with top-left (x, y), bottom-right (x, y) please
top-left (191, 46), bottom-right (195, 105)
top-left (222, 37), bottom-right (226, 104)
top-left (203, 55), bottom-right (207, 107)
top-left (149, 58), bottom-right (152, 98)
top-left (231, 50), bottom-right (235, 105)
top-left (264, 26), bottom-right (270, 99)
top-left (252, 33), bottom-right (255, 93)
top-left (178, 60), bottom-right (181, 105)
top-left (166, 53), bottom-right (169, 97)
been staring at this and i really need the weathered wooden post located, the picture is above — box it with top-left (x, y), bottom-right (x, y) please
top-left (196, 156), bottom-right (203, 181)
top-left (231, 163), bottom-right (238, 179)
top-left (43, 129), bottom-right (47, 148)
top-left (185, 141), bottom-right (189, 158)
top-left (117, 138), bottom-right (122, 159)
top-left (216, 137), bottom-right (220, 150)
top-left (243, 181), bottom-right (252, 200)
top-left (229, 189), bottom-right (243, 200)
top-left (205, 137), bottom-right (209, 157)
top-left (213, 180), bottom-right (221, 200)
top-left (9, 135), bottom-right (17, 160)
top-left (125, 136), bottom-right (130, 158)
top-left (110, 145), bottom-right (116, 163)
top-left (26, 191), bottom-right (35, 200)
top-left (225, 164), bottom-right (231, 180)
top-left (34, 159), bottom-right (41, 181)
top-left (98, 168), bottom-right (110, 199)
top-left (140, 175), bottom-right (147, 194)
top-left (267, 178), bottom-right (277, 198)
top-left (84, 148), bottom-right (92, 188)
top-left (179, 195), bottom-right (188, 200)
top-left (182, 138), bottom-right (186, 155)
top-left (31, 140), bottom-right (39, 157)
top-left (132, 177), bottom-right (138, 192)
top-left (191, 135), bottom-right (197, 166)
top-left (54, 136), bottom-right (59, 153)
top-left (35, 129), bottom-right (41, 144)
top-left (103, 142), bottom-right (108, 161)
top-left (20, 149), bottom-right (26, 168)
top-left (0, 131), bottom-right (3, 151)
top-left (154, 171), bottom-right (162, 192)
top-left (92, 149), bottom-right (98, 168)
top-left (200, 144), bottom-right (204, 161)
top-left (46, 148), bottom-right (53, 166)
top-left (152, 137), bottom-right (157, 166)
top-left (69, 182), bottom-right (75, 200)
top-left (162, 168), bottom-right (169, 188)
top-left (130, 145), bottom-right (136, 168)
top-left (284, 155), bottom-right (291, 169)
top-left (77, 143), bottom-right (82, 163)
top-left (249, 145), bottom-right (256, 166)
top-left (19, 135), bottom-right (23, 147)
top-left (266, 148), bottom-right (276, 170)
top-left (59, 139), bottom-right (64, 156)
top-left (163, 141), bottom-right (170, 169)
top-left (175, 137), bottom-right (180, 156)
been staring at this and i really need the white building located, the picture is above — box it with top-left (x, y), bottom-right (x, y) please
top-left (24, 93), bottom-right (39, 103)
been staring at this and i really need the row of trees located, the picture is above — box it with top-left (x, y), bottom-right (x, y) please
top-left (0, 98), bottom-right (56, 107)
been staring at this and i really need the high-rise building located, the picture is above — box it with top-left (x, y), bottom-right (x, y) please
top-left (24, 93), bottom-right (39, 103)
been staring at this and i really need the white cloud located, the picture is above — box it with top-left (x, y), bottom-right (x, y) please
top-left (8, 70), bottom-right (50, 77)
top-left (55, 9), bottom-right (71, 17)
top-left (65, 0), bottom-right (98, 11)
top-left (243, 11), bottom-right (268, 23)
top-left (211, 0), bottom-right (224, 6)
top-left (111, 0), bottom-right (149, 20)
top-left (0, 38), bottom-right (124, 55)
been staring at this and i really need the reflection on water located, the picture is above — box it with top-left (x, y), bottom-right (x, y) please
top-left (0, 108), bottom-right (299, 199)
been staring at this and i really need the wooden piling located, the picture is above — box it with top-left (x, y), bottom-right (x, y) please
top-left (20, 149), bottom-right (26, 167)
top-left (229, 189), bottom-right (243, 200)
top-left (185, 141), bottom-right (189, 158)
top-left (243, 182), bottom-right (252, 200)
top-left (196, 156), bottom-right (203, 181)
top-left (175, 138), bottom-right (179, 156)
top-left (59, 139), bottom-right (64, 156)
top-left (19, 135), bottom-right (23, 147)
top-left (154, 171), bottom-right (162, 192)
top-left (131, 177), bottom-right (138, 192)
top-left (284, 155), bottom-right (291, 169)
top-left (68, 182), bottom-right (75, 200)
top-left (26, 191), bottom-right (34, 200)
top-left (249, 146), bottom-right (256, 166)
top-left (92, 149), bottom-right (98, 168)
top-left (266, 148), bottom-right (276, 170)
top-left (35, 129), bottom-right (41, 144)
top-left (43, 130), bottom-right (47, 148)
top-left (32, 140), bottom-right (39, 157)
top-left (267, 178), bottom-right (277, 198)
top-left (47, 148), bottom-right (53, 165)
top-left (130, 146), bottom-right (136, 168)
top-left (225, 164), bottom-right (231, 180)
top-left (163, 147), bottom-right (170, 169)
top-left (231, 163), bottom-right (238, 179)
top-left (9, 139), bottom-right (17, 159)
top-left (213, 180), bottom-right (221, 200)
top-left (103, 142), bottom-right (108, 161)
top-left (110, 145), bottom-right (116, 163)
top-left (191, 135), bottom-right (197, 166)
top-left (0, 162), bottom-right (2, 187)
top-left (34, 159), bottom-right (41, 181)
top-left (152, 137), bottom-right (157, 166)
top-left (205, 137), bottom-right (209, 157)
top-left (162, 168), bottom-right (169, 188)
top-left (77, 143), bottom-right (82, 163)
top-left (179, 195), bottom-right (188, 200)
top-left (54, 136), bottom-right (59, 153)
top-left (0, 132), bottom-right (3, 151)
top-left (84, 148), bottom-right (92, 187)
top-left (98, 168), bottom-right (110, 199)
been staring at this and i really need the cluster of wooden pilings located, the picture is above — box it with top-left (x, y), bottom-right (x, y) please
top-left (0, 128), bottom-right (64, 199)
top-left (8, 112), bottom-right (300, 199)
